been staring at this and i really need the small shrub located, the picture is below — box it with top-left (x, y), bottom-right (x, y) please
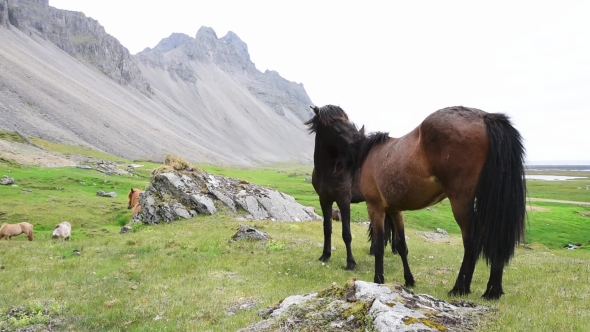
top-left (266, 240), bottom-right (285, 251)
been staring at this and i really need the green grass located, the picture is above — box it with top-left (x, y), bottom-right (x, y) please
top-left (1, 141), bottom-right (590, 331)
top-left (0, 130), bottom-right (25, 144)
top-left (527, 178), bottom-right (590, 203)
top-left (29, 136), bottom-right (128, 163)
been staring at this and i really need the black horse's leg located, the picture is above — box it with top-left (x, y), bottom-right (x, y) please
top-left (482, 261), bottom-right (505, 300)
top-left (368, 205), bottom-right (385, 283)
top-left (387, 214), bottom-right (398, 255)
top-left (391, 212), bottom-right (414, 287)
top-left (336, 199), bottom-right (356, 270)
top-left (369, 214), bottom-right (398, 255)
top-left (318, 199), bottom-right (334, 263)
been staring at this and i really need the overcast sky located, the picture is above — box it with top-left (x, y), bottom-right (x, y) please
top-left (49, 0), bottom-right (589, 164)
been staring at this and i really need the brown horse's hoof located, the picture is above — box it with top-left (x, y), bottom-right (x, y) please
top-left (345, 261), bottom-right (356, 270)
top-left (482, 287), bottom-right (504, 300)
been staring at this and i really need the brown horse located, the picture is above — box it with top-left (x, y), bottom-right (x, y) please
top-left (315, 105), bottom-right (526, 300)
top-left (305, 106), bottom-right (396, 271)
top-left (0, 222), bottom-right (34, 241)
top-left (128, 188), bottom-right (143, 218)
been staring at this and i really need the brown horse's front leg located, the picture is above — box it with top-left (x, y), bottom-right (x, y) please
top-left (318, 199), bottom-right (334, 263)
top-left (336, 199), bottom-right (356, 270)
top-left (368, 204), bottom-right (385, 284)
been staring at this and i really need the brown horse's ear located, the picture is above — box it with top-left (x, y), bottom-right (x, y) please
top-left (310, 105), bottom-right (319, 114)
top-left (130, 188), bottom-right (134, 192)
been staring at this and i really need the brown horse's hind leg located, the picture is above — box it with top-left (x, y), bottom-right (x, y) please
top-left (449, 198), bottom-right (478, 296)
top-left (390, 211), bottom-right (415, 287)
top-left (318, 199), bottom-right (334, 263)
top-left (482, 262), bottom-right (505, 300)
top-left (335, 199), bottom-right (356, 270)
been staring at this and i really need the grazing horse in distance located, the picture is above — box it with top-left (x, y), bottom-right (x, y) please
top-left (128, 188), bottom-right (143, 218)
top-left (305, 105), bottom-right (396, 271)
top-left (324, 104), bottom-right (526, 300)
top-left (0, 222), bottom-right (34, 241)
top-left (52, 221), bottom-right (72, 241)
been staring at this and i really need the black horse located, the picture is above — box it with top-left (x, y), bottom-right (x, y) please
top-left (305, 105), bottom-right (397, 270)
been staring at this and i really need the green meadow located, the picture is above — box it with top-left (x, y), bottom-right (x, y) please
top-left (1, 136), bottom-right (589, 331)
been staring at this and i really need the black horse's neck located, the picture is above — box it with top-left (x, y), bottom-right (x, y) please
top-left (313, 135), bottom-right (352, 175)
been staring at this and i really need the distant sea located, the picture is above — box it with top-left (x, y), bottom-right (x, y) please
top-left (526, 165), bottom-right (590, 171)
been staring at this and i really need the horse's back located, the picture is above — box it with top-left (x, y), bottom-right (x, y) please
top-left (419, 107), bottom-right (489, 192)
top-left (360, 106), bottom-right (490, 210)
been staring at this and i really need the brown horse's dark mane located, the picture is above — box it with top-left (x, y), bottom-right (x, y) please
top-left (349, 131), bottom-right (390, 183)
top-left (356, 131), bottom-right (390, 167)
top-left (304, 105), bottom-right (351, 134)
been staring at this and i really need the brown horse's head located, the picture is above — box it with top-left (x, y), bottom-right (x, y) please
top-left (128, 188), bottom-right (141, 209)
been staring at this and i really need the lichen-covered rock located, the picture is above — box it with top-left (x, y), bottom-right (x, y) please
top-left (135, 168), bottom-right (322, 224)
top-left (238, 279), bottom-right (488, 332)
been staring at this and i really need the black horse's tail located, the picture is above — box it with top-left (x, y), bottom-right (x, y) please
top-left (471, 113), bottom-right (527, 266)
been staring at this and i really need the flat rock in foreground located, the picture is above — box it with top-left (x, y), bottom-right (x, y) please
top-left (240, 279), bottom-right (487, 332)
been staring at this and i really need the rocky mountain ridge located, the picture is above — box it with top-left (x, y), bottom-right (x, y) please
top-left (0, 0), bottom-right (315, 166)
top-left (137, 27), bottom-right (312, 121)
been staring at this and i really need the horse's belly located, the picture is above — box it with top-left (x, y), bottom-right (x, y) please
top-left (385, 177), bottom-right (445, 211)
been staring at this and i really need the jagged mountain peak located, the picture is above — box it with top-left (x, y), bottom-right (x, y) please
top-left (220, 30), bottom-right (250, 62)
top-left (152, 32), bottom-right (193, 53)
top-left (195, 26), bottom-right (218, 40)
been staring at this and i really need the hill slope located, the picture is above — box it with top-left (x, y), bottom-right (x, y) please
top-left (0, 0), bottom-right (314, 165)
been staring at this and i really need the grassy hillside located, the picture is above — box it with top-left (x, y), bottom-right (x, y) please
top-left (1, 139), bottom-right (589, 331)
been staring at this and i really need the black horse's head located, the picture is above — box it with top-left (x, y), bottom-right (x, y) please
top-left (304, 105), bottom-right (365, 147)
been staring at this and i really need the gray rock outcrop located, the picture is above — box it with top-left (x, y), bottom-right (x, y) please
top-left (240, 279), bottom-right (487, 332)
top-left (96, 190), bottom-right (117, 198)
top-left (231, 224), bottom-right (269, 242)
top-left (135, 169), bottom-right (322, 224)
top-left (0, 0), bottom-right (11, 28)
top-left (1, 175), bottom-right (14, 185)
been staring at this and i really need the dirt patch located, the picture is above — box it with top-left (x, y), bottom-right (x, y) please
top-left (526, 206), bottom-right (551, 212)
top-left (0, 140), bottom-right (74, 168)
top-left (415, 230), bottom-right (450, 243)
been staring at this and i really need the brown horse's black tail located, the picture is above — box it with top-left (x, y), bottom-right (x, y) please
top-left (471, 113), bottom-right (527, 266)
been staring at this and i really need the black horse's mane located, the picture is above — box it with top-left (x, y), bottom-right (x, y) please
top-left (304, 105), bottom-right (350, 134)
